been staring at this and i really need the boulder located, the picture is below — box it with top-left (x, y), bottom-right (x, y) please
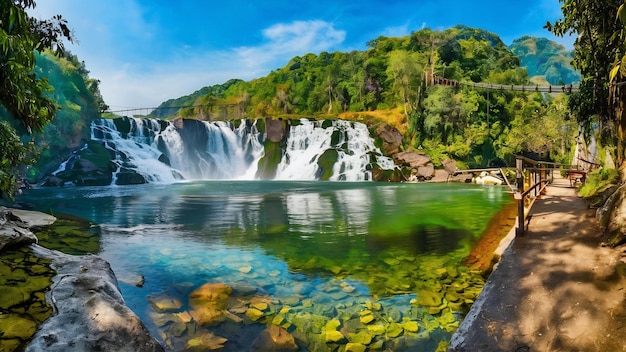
top-left (41, 142), bottom-right (115, 187)
top-left (26, 246), bottom-right (164, 352)
top-left (115, 170), bottom-right (147, 185)
top-left (188, 283), bottom-right (233, 326)
top-left (417, 163), bottom-right (435, 179)
top-left (173, 117), bottom-right (184, 129)
top-left (393, 151), bottom-right (431, 169)
top-left (374, 124), bottom-right (402, 155)
top-left (250, 325), bottom-right (298, 352)
top-left (0, 207), bottom-right (164, 352)
top-left (448, 173), bottom-right (473, 183)
top-left (0, 224), bottom-right (37, 249)
top-left (266, 118), bottom-right (287, 142)
top-left (597, 183), bottom-right (626, 246)
top-left (442, 158), bottom-right (458, 174)
top-left (429, 169), bottom-right (450, 182)
top-left (0, 207), bottom-right (48, 251)
top-left (0, 207), bottom-right (56, 228)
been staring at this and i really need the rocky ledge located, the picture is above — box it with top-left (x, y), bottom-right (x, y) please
top-left (0, 207), bottom-right (164, 352)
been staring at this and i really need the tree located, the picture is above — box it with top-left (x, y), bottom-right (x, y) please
top-left (386, 50), bottom-right (425, 120)
top-left (0, 0), bottom-right (73, 197)
top-left (546, 0), bottom-right (622, 161)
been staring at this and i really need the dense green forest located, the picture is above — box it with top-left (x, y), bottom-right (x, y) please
top-left (150, 26), bottom-right (578, 169)
top-left (0, 50), bottom-right (105, 181)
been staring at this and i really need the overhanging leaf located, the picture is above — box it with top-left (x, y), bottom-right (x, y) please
top-left (618, 4), bottom-right (626, 25)
top-left (610, 64), bottom-right (620, 83)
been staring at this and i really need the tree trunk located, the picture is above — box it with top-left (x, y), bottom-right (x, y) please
top-left (328, 81), bottom-right (333, 114)
top-left (611, 84), bottom-right (626, 167)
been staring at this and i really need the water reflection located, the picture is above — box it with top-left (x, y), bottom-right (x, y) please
top-left (14, 181), bottom-right (512, 351)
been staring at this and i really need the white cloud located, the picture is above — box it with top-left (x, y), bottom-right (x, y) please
top-left (235, 20), bottom-right (346, 72)
top-left (101, 20), bottom-right (346, 109)
top-left (381, 23), bottom-right (412, 38)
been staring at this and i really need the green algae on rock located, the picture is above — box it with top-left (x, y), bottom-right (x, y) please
top-left (0, 247), bottom-right (55, 352)
top-left (33, 213), bottom-right (100, 255)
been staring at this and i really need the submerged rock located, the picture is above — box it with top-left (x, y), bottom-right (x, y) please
top-left (188, 283), bottom-right (233, 326)
top-left (250, 325), bottom-right (298, 352)
top-left (185, 331), bottom-right (228, 351)
top-left (0, 247), bottom-right (56, 352)
top-left (148, 294), bottom-right (183, 313)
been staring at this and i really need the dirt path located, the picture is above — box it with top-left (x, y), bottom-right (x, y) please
top-left (450, 174), bottom-right (626, 351)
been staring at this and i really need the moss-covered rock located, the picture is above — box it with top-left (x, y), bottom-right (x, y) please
top-left (415, 289), bottom-right (443, 307)
top-left (265, 118), bottom-right (288, 143)
top-left (41, 141), bottom-right (115, 187)
top-left (0, 247), bottom-right (55, 351)
top-left (113, 117), bottom-right (132, 135)
top-left (255, 118), bottom-right (266, 134)
top-left (188, 283), bottom-right (232, 326)
top-left (321, 119), bottom-right (335, 129)
top-left (371, 164), bottom-right (406, 182)
top-left (316, 149), bottom-right (338, 180)
top-left (115, 170), bottom-right (147, 185)
top-left (256, 141), bottom-right (283, 179)
top-left (79, 141), bottom-right (115, 170)
top-left (34, 214), bottom-right (100, 255)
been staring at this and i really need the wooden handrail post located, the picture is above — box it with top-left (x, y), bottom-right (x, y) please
top-left (516, 159), bottom-right (525, 236)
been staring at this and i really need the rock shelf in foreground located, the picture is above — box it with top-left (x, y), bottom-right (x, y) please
top-left (0, 207), bottom-right (164, 352)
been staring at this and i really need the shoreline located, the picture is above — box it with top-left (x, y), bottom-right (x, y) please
top-left (464, 200), bottom-right (518, 271)
top-left (449, 175), bottom-right (626, 351)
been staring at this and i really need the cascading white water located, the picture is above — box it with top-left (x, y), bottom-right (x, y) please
top-left (84, 117), bottom-right (395, 184)
top-left (200, 121), bottom-right (264, 179)
top-left (275, 119), bottom-right (334, 180)
top-left (275, 119), bottom-right (395, 181)
top-left (333, 121), bottom-right (395, 181)
top-left (90, 118), bottom-right (265, 183)
top-left (91, 118), bottom-right (182, 184)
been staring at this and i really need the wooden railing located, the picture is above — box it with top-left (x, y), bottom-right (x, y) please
top-left (455, 155), bottom-right (588, 237)
top-left (513, 157), bottom-right (552, 236)
top-left (512, 156), bottom-right (592, 236)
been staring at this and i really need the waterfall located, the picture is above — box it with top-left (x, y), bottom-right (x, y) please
top-left (90, 118), bottom-right (183, 184)
top-left (275, 119), bottom-right (395, 181)
top-left (90, 118), bottom-right (265, 183)
top-left (81, 117), bottom-right (395, 185)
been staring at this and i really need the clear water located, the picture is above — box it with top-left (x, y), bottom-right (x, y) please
top-left (17, 181), bottom-right (511, 351)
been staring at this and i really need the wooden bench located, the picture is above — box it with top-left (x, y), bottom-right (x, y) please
top-left (564, 169), bottom-right (587, 187)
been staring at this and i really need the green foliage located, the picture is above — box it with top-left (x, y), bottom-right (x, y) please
top-left (578, 168), bottom-right (619, 199)
top-left (33, 51), bottom-right (102, 150)
top-left (547, 0), bottom-right (622, 159)
top-left (0, 0), bottom-right (75, 198)
top-left (0, 120), bottom-right (35, 198)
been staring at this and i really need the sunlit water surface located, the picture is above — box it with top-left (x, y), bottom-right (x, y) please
top-left (17, 181), bottom-right (511, 351)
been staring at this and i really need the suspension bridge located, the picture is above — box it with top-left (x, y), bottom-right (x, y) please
top-left (428, 73), bottom-right (579, 93)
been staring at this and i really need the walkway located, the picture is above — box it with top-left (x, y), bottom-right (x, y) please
top-left (450, 174), bottom-right (626, 351)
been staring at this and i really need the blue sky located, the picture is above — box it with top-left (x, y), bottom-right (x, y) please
top-left (30, 0), bottom-right (574, 110)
